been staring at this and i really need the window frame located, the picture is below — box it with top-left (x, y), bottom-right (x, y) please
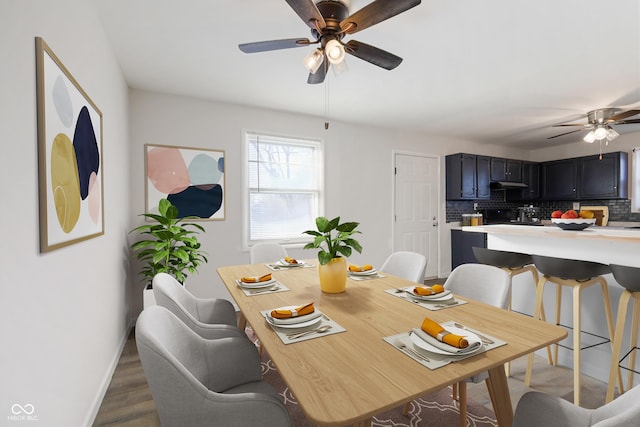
top-left (242, 130), bottom-right (324, 249)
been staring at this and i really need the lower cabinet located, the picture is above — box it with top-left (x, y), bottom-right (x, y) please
top-left (451, 229), bottom-right (487, 270)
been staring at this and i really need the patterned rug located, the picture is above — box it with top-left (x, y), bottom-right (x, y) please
top-left (250, 330), bottom-right (498, 427)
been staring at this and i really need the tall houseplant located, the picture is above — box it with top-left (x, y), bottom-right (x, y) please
top-left (130, 198), bottom-right (208, 286)
top-left (303, 216), bottom-right (362, 293)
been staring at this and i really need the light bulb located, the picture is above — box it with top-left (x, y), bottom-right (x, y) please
top-left (583, 131), bottom-right (596, 143)
top-left (594, 126), bottom-right (608, 140)
top-left (607, 127), bottom-right (619, 141)
top-left (303, 49), bottom-right (324, 74)
top-left (325, 39), bottom-right (345, 64)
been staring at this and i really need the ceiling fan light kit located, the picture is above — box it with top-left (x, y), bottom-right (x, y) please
top-left (549, 107), bottom-right (640, 148)
top-left (239, 0), bottom-right (422, 84)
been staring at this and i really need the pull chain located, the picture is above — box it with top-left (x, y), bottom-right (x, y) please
top-left (324, 74), bottom-right (330, 130)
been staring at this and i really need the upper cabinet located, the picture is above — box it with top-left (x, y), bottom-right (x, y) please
top-left (508, 161), bottom-right (539, 201)
top-left (541, 151), bottom-right (628, 200)
top-left (490, 157), bottom-right (522, 182)
top-left (541, 158), bottom-right (579, 200)
top-left (446, 153), bottom-right (490, 200)
top-left (579, 152), bottom-right (627, 199)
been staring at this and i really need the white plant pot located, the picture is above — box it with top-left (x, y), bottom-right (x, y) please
top-left (143, 284), bottom-right (156, 309)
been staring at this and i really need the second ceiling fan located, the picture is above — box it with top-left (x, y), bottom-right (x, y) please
top-left (239, 0), bottom-right (421, 84)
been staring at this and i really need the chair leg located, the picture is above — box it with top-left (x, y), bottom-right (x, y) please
top-left (606, 290), bottom-right (633, 402)
top-left (526, 276), bottom-right (547, 386)
top-left (572, 284), bottom-right (582, 406)
top-left (458, 381), bottom-right (467, 427)
top-left (554, 282), bottom-right (562, 367)
top-left (627, 295), bottom-right (640, 391)
top-left (598, 278), bottom-right (623, 395)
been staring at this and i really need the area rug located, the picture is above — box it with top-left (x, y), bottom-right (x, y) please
top-left (249, 329), bottom-right (498, 427)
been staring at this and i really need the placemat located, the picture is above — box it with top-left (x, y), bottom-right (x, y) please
top-left (235, 280), bottom-right (290, 296)
top-left (260, 310), bottom-right (346, 344)
top-left (385, 288), bottom-right (468, 310)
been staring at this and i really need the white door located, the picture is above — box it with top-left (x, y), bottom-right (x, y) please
top-left (393, 153), bottom-right (439, 279)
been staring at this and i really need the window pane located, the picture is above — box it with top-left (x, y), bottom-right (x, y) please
top-left (249, 192), bottom-right (317, 241)
top-left (248, 141), bottom-right (316, 190)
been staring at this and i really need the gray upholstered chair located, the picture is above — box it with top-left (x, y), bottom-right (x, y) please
top-left (513, 384), bottom-right (640, 426)
top-left (152, 272), bottom-right (243, 339)
top-left (250, 242), bottom-right (288, 264)
top-left (136, 305), bottom-right (292, 427)
top-left (379, 251), bottom-right (427, 283)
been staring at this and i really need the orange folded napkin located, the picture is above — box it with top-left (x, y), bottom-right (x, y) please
top-left (270, 302), bottom-right (315, 319)
top-left (421, 317), bottom-right (469, 349)
top-left (349, 264), bottom-right (373, 272)
top-left (241, 273), bottom-right (272, 283)
top-left (283, 257), bottom-right (298, 264)
top-left (413, 284), bottom-right (445, 296)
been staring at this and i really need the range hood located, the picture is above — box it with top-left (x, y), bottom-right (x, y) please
top-left (490, 181), bottom-right (528, 189)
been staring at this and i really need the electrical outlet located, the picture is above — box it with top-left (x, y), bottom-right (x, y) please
top-left (473, 203), bottom-right (478, 210)
top-left (573, 202), bottom-right (580, 210)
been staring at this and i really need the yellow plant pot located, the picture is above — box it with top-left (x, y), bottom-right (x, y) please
top-left (318, 257), bottom-right (347, 293)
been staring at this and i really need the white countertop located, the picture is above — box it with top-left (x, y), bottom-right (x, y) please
top-left (461, 223), bottom-right (640, 242)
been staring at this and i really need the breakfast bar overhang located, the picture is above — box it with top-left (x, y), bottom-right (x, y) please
top-left (461, 224), bottom-right (640, 387)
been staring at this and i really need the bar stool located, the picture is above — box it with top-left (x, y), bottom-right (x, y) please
top-left (606, 264), bottom-right (640, 403)
top-left (472, 247), bottom-right (553, 373)
top-left (526, 255), bottom-right (617, 406)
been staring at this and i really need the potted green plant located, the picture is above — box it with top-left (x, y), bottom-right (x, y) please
top-left (303, 216), bottom-right (362, 293)
top-left (130, 198), bottom-right (208, 296)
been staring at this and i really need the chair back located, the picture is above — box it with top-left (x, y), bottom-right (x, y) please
top-left (609, 264), bottom-right (640, 292)
top-left (592, 383), bottom-right (640, 425)
top-left (250, 243), bottom-right (288, 264)
top-left (153, 272), bottom-right (200, 324)
top-left (380, 251), bottom-right (427, 283)
top-left (472, 247), bottom-right (533, 269)
top-left (444, 264), bottom-right (511, 309)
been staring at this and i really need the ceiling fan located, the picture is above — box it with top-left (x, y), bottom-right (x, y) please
top-left (548, 108), bottom-right (640, 143)
top-left (238, 0), bottom-right (421, 84)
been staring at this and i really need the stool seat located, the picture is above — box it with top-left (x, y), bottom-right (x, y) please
top-left (531, 255), bottom-right (610, 281)
top-left (606, 264), bottom-right (640, 403)
top-left (609, 264), bottom-right (640, 292)
top-left (526, 255), bottom-right (616, 406)
top-left (472, 247), bottom-right (533, 269)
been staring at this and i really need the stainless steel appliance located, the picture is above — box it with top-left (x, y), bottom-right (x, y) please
top-left (517, 206), bottom-right (541, 224)
top-left (482, 207), bottom-right (542, 226)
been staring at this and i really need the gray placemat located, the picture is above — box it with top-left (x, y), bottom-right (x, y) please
top-left (235, 280), bottom-right (290, 296)
top-left (384, 321), bottom-right (506, 370)
top-left (261, 310), bottom-right (346, 344)
top-left (385, 288), bottom-right (468, 311)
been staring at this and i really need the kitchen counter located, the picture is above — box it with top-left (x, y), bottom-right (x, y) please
top-left (459, 223), bottom-right (640, 386)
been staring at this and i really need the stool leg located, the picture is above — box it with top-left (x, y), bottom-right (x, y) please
top-left (554, 282), bottom-right (562, 366)
top-left (606, 290), bottom-right (633, 402)
top-left (530, 267), bottom-right (554, 366)
top-left (526, 275), bottom-right (547, 386)
top-left (572, 285), bottom-right (583, 406)
top-left (598, 278), bottom-right (623, 395)
top-left (626, 294), bottom-right (640, 391)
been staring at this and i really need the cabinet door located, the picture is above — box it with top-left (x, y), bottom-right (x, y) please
top-left (446, 153), bottom-right (477, 200)
top-left (580, 152), bottom-right (628, 199)
top-left (451, 229), bottom-right (487, 269)
top-left (476, 155), bottom-right (491, 199)
top-left (523, 161), bottom-right (540, 199)
top-left (506, 159), bottom-right (523, 182)
top-left (541, 159), bottom-right (578, 200)
top-left (460, 154), bottom-right (478, 199)
top-left (490, 157), bottom-right (507, 181)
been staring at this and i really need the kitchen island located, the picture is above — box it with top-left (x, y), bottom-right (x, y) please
top-left (461, 224), bottom-right (640, 388)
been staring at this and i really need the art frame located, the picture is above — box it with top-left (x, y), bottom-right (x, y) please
top-left (35, 37), bottom-right (104, 253)
top-left (145, 144), bottom-right (226, 221)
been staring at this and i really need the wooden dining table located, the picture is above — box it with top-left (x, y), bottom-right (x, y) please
top-left (217, 261), bottom-right (567, 427)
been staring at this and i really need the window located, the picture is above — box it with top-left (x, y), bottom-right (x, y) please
top-left (632, 147), bottom-right (640, 212)
top-left (245, 132), bottom-right (323, 245)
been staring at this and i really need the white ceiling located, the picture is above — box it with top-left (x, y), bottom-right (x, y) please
top-left (94, 0), bottom-right (640, 149)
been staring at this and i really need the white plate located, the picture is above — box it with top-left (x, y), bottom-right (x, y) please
top-left (276, 259), bottom-right (305, 267)
top-left (406, 287), bottom-right (452, 301)
top-left (349, 269), bottom-right (377, 276)
top-left (266, 314), bottom-right (322, 329)
top-left (237, 278), bottom-right (277, 289)
top-left (410, 326), bottom-right (482, 355)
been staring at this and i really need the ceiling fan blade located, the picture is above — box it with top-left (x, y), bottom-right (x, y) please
top-left (340, 0), bottom-right (421, 35)
top-left (608, 109), bottom-right (640, 122)
top-left (239, 38), bottom-right (311, 53)
top-left (551, 123), bottom-right (587, 127)
top-left (307, 60), bottom-right (328, 84)
top-left (344, 40), bottom-right (402, 70)
top-left (615, 119), bottom-right (640, 125)
top-left (285, 0), bottom-right (326, 30)
top-left (547, 128), bottom-right (585, 140)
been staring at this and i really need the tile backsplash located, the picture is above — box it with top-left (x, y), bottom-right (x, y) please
top-left (446, 191), bottom-right (640, 223)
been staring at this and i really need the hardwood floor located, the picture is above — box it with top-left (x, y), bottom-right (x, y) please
top-left (93, 327), bottom-right (611, 426)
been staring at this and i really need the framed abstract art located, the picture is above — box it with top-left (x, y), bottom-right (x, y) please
top-left (145, 144), bottom-right (226, 220)
top-left (35, 37), bottom-right (104, 252)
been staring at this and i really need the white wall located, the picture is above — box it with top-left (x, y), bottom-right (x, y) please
top-left (0, 1), bottom-right (131, 426)
top-left (129, 90), bottom-right (528, 299)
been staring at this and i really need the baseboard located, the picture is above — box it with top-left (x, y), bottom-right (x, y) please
top-left (82, 323), bottom-right (135, 427)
